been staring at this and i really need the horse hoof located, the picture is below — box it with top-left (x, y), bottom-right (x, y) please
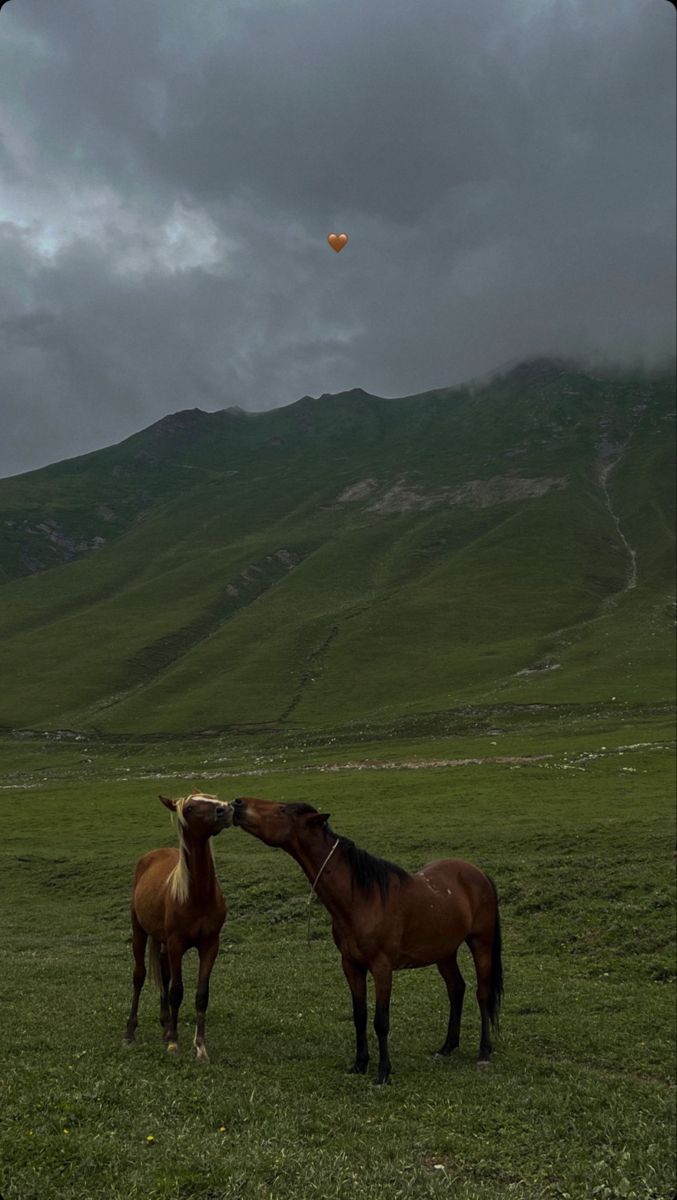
top-left (348, 1063), bottom-right (368, 1075)
top-left (122, 1037), bottom-right (134, 1048)
top-left (434, 1047), bottom-right (453, 1058)
top-left (167, 1042), bottom-right (178, 1054)
top-left (477, 1058), bottom-right (492, 1068)
top-left (195, 1046), bottom-right (209, 1063)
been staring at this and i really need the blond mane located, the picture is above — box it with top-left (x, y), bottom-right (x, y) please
top-left (167, 792), bottom-right (220, 904)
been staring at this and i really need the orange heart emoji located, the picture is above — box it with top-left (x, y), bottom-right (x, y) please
top-left (327, 232), bottom-right (349, 253)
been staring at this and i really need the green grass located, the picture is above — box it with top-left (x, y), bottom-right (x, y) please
top-left (0, 725), bottom-right (674, 1199)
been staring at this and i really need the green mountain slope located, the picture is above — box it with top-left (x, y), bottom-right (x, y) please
top-left (0, 359), bottom-right (674, 732)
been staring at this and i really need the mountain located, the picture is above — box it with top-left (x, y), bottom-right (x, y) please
top-left (0, 360), bottom-right (674, 733)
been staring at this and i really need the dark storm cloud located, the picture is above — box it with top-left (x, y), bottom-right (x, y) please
top-left (0, 0), bottom-right (674, 476)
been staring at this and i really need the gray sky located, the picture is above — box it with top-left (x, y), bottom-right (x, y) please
top-left (0, 0), bottom-right (675, 478)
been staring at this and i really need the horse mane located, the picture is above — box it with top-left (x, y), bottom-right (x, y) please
top-left (286, 803), bottom-right (409, 900)
top-left (167, 792), bottom-right (218, 904)
top-left (335, 834), bottom-right (410, 900)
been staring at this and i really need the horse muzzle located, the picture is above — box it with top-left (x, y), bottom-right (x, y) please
top-left (231, 797), bottom-right (247, 827)
top-left (216, 803), bottom-right (234, 829)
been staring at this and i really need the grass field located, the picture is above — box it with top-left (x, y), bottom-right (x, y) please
top-left (0, 717), bottom-right (674, 1200)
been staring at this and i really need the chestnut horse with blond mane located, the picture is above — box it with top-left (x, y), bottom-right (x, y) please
top-left (233, 797), bottom-right (503, 1084)
top-left (124, 791), bottom-right (233, 1060)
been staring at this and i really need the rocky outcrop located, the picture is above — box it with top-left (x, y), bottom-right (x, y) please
top-left (333, 474), bottom-right (567, 514)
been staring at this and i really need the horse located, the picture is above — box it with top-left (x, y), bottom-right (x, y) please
top-left (124, 791), bottom-right (233, 1060)
top-left (232, 796), bottom-right (503, 1084)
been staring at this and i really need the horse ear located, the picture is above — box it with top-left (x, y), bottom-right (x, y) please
top-left (307, 811), bottom-right (331, 825)
top-left (159, 794), bottom-right (176, 811)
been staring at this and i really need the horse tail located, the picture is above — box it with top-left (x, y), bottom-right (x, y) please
top-left (147, 937), bottom-right (164, 990)
top-left (485, 876), bottom-right (504, 1032)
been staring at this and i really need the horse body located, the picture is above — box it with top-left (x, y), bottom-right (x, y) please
top-left (124, 793), bottom-right (232, 1060)
top-left (326, 865), bottom-right (473, 969)
top-left (233, 797), bottom-right (503, 1083)
top-left (395, 859), bottom-right (493, 967)
top-left (132, 847), bottom-right (227, 947)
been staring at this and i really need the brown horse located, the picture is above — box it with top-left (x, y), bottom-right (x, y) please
top-left (232, 796), bottom-right (503, 1083)
top-left (124, 792), bottom-right (233, 1060)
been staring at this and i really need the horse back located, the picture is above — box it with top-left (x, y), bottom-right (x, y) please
top-left (133, 847), bottom-right (178, 888)
top-left (412, 858), bottom-right (496, 939)
top-left (417, 857), bottom-right (493, 891)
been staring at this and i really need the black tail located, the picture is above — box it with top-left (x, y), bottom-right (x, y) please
top-left (486, 876), bottom-right (504, 1032)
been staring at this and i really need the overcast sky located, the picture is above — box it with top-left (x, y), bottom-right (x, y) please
top-left (0, 0), bottom-right (675, 478)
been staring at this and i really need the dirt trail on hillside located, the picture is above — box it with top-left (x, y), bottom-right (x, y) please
top-left (597, 444), bottom-right (638, 591)
top-left (0, 753), bottom-right (553, 789)
top-left (127, 752), bottom-right (554, 779)
top-left (1, 743), bottom-right (668, 789)
top-left (310, 754), bottom-right (552, 772)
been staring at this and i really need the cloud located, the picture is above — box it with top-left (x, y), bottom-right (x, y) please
top-left (0, 0), bottom-right (674, 476)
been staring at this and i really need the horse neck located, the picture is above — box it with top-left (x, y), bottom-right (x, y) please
top-left (286, 829), bottom-right (353, 919)
top-left (180, 830), bottom-right (217, 902)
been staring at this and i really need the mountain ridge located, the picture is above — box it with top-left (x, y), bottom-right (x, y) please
top-left (0, 359), bottom-right (674, 732)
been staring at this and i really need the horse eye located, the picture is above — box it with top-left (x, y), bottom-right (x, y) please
top-left (185, 805), bottom-right (193, 815)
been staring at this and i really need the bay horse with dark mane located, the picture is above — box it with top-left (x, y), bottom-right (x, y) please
top-left (124, 791), bottom-right (233, 1060)
top-left (232, 797), bottom-right (503, 1083)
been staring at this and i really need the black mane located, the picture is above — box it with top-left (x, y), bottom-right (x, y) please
top-left (336, 835), bottom-right (410, 900)
top-left (286, 803), bottom-right (409, 899)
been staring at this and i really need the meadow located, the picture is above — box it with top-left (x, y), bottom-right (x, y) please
top-left (0, 714), bottom-right (674, 1200)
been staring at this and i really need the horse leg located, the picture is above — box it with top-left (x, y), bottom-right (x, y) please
top-left (165, 935), bottom-right (185, 1054)
top-left (371, 958), bottom-right (393, 1085)
top-left (467, 934), bottom-right (493, 1063)
top-left (435, 954), bottom-right (465, 1056)
top-left (341, 957), bottom-right (369, 1075)
top-left (123, 913), bottom-right (147, 1044)
top-left (193, 935), bottom-right (220, 1062)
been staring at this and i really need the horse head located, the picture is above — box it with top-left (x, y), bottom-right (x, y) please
top-left (159, 791), bottom-right (233, 838)
top-left (231, 797), bottom-right (330, 846)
